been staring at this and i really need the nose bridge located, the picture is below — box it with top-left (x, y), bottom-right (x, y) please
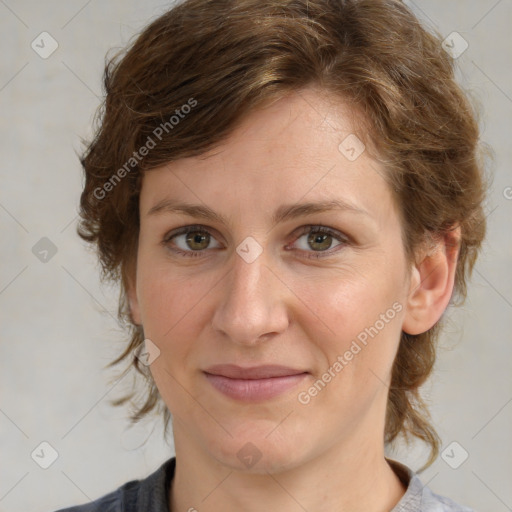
top-left (211, 246), bottom-right (288, 344)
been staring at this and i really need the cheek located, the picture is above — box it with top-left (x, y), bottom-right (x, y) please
top-left (294, 280), bottom-right (404, 421)
top-left (136, 257), bottom-right (208, 343)
top-left (297, 266), bottom-right (403, 343)
top-left (292, 265), bottom-right (405, 400)
top-left (137, 266), bottom-right (213, 412)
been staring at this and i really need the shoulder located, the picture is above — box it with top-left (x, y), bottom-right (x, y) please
top-left (53, 485), bottom-right (125, 512)
top-left (421, 484), bottom-right (475, 512)
top-left (388, 459), bottom-right (476, 512)
top-left (52, 457), bottom-right (176, 512)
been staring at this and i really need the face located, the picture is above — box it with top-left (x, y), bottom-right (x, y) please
top-left (129, 87), bottom-right (414, 473)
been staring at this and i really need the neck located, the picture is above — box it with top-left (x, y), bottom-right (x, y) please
top-left (169, 422), bottom-right (406, 512)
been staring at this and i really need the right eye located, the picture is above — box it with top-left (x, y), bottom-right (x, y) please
top-left (162, 225), bottom-right (222, 258)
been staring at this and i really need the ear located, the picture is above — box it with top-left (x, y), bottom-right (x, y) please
top-left (402, 226), bottom-right (461, 335)
top-left (125, 269), bottom-right (142, 326)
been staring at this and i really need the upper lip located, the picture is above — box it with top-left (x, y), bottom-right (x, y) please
top-left (204, 364), bottom-right (307, 379)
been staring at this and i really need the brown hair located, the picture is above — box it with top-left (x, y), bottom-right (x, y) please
top-left (77, 0), bottom-right (488, 469)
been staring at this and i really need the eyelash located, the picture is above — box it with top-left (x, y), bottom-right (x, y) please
top-left (162, 224), bottom-right (349, 260)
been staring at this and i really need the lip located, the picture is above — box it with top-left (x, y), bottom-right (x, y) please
top-left (203, 364), bottom-right (309, 402)
top-left (204, 364), bottom-right (306, 379)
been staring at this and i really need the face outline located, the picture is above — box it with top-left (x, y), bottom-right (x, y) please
top-left (126, 86), bottom-right (453, 475)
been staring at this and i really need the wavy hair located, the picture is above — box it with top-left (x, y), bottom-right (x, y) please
top-left (77, 0), bottom-right (488, 470)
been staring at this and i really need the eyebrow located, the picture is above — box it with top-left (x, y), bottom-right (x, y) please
top-left (146, 198), bottom-right (369, 225)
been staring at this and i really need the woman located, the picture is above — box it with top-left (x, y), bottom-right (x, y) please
top-left (58, 0), bottom-right (486, 510)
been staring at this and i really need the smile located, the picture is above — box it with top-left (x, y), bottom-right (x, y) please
top-left (203, 365), bottom-right (309, 401)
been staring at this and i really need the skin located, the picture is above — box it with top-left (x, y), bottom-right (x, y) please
top-left (127, 86), bottom-right (460, 512)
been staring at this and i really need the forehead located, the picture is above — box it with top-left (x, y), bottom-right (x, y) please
top-left (139, 87), bottom-right (394, 223)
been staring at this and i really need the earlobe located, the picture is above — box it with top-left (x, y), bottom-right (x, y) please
top-left (402, 227), bottom-right (461, 335)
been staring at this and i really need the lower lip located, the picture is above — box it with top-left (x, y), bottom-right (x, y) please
top-left (204, 372), bottom-right (309, 402)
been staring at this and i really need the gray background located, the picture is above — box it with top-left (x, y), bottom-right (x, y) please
top-left (0, 1), bottom-right (511, 511)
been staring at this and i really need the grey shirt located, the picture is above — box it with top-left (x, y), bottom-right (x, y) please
top-left (54, 457), bottom-right (475, 511)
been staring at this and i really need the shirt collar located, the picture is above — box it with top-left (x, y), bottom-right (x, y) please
top-left (143, 457), bottom-right (442, 512)
top-left (387, 458), bottom-right (433, 511)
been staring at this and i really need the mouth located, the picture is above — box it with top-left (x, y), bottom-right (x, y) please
top-left (203, 364), bottom-right (309, 402)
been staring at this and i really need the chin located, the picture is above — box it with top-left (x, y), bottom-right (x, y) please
top-left (206, 426), bottom-right (310, 475)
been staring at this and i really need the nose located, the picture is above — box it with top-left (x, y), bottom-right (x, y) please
top-left (211, 247), bottom-right (290, 346)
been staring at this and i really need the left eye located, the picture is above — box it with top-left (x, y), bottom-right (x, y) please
top-left (289, 226), bottom-right (347, 258)
top-left (163, 225), bottom-right (347, 258)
